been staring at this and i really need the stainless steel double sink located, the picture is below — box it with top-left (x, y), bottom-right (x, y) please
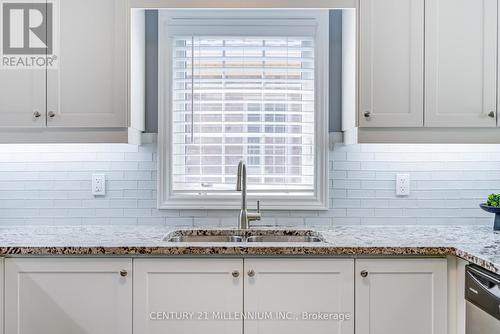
top-left (163, 229), bottom-right (325, 243)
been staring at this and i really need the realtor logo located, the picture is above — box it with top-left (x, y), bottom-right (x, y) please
top-left (3, 2), bottom-right (52, 54)
top-left (0, 0), bottom-right (58, 69)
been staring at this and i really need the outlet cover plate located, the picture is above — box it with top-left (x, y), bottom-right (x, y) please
top-left (92, 174), bottom-right (106, 196)
top-left (396, 173), bottom-right (410, 196)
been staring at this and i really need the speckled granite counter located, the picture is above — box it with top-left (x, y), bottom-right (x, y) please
top-left (0, 225), bottom-right (498, 274)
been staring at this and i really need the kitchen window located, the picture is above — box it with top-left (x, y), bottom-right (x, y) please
top-left (158, 10), bottom-right (329, 209)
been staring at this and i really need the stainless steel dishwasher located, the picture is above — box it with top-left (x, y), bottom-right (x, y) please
top-left (465, 265), bottom-right (500, 334)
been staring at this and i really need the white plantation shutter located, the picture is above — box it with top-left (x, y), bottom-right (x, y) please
top-left (160, 10), bottom-right (329, 208)
top-left (171, 35), bottom-right (315, 194)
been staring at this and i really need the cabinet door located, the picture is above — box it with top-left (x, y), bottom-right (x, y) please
top-left (5, 258), bottom-right (132, 334)
top-left (359, 0), bottom-right (424, 127)
top-left (0, 258), bottom-right (3, 333)
top-left (0, 70), bottom-right (45, 128)
top-left (244, 259), bottom-right (354, 334)
top-left (134, 259), bottom-right (243, 334)
top-left (355, 258), bottom-right (447, 334)
top-left (425, 0), bottom-right (497, 127)
top-left (46, 0), bottom-right (127, 128)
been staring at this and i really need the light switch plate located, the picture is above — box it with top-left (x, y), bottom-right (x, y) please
top-left (396, 173), bottom-right (410, 196)
top-left (92, 174), bottom-right (106, 196)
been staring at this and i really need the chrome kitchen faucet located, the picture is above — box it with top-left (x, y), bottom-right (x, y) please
top-left (236, 160), bottom-right (261, 229)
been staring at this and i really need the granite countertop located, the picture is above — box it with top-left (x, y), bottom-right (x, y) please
top-left (0, 225), bottom-right (498, 274)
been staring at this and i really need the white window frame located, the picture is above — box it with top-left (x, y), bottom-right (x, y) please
top-left (158, 9), bottom-right (330, 210)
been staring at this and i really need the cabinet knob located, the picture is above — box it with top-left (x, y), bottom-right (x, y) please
top-left (247, 269), bottom-right (255, 277)
top-left (360, 270), bottom-right (368, 278)
top-left (364, 111), bottom-right (371, 118)
top-left (119, 269), bottom-right (128, 277)
top-left (48, 111), bottom-right (55, 118)
top-left (488, 111), bottom-right (496, 118)
top-left (232, 270), bottom-right (240, 278)
top-left (33, 111), bottom-right (41, 118)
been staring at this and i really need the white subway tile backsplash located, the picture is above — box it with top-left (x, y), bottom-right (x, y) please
top-left (179, 210), bottom-right (208, 217)
top-left (0, 142), bottom-right (498, 226)
top-left (138, 181), bottom-right (156, 190)
top-left (332, 161), bottom-right (361, 170)
top-left (347, 189), bottom-right (376, 198)
top-left (124, 152), bottom-right (153, 161)
top-left (304, 217), bottom-right (332, 227)
top-left (124, 208), bottom-right (151, 217)
top-left (332, 198), bottom-right (361, 208)
top-left (346, 152), bottom-right (375, 161)
top-left (53, 200), bottom-right (83, 208)
top-left (331, 179), bottom-right (361, 189)
top-left (150, 209), bottom-right (179, 217)
top-left (332, 217), bottom-right (361, 225)
top-left (138, 217), bottom-right (167, 225)
top-left (83, 200), bottom-right (110, 209)
top-left (318, 209), bottom-right (347, 217)
top-left (347, 170), bottom-right (376, 179)
top-left (275, 217), bottom-right (305, 227)
top-left (289, 210), bottom-right (318, 217)
top-left (109, 199), bottom-right (138, 209)
top-left (389, 199), bottom-right (418, 208)
top-left (374, 208), bottom-right (403, 217)
top-left (123, 190), bottom-right (154, 199)
top-left (361, 217), bottom-right (417, 225)
top-left (360, 199), bottom-right (390, 208)
top-left (330, 189), bottom-right (347, 199)
top-left (347, 208), bottom-right (374, 217)
top-left (95, 208), bottom-right (124, 217)
top-left (166, 217), bottom-right (194, 226)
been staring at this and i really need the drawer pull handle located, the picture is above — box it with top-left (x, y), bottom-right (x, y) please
top-left (119, 270), bottom-right (128, 277)
top-left (360, 270), bottom-right (368, 278)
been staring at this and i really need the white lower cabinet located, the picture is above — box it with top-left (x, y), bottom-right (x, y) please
top-left (133, 258), bottom-right (355, 334)
top-left (4, 258), bottom-right (132, 334)
top-left (355, 258), bottom-right (448, 334)
top-left (0, 258), bottom-right (3, 333)
top-left (133, 258), bottom-right (244, 334)
top-left (244, 258), bottom-right (354, 334)
top-left (1, 257), bottom-right (448, 334)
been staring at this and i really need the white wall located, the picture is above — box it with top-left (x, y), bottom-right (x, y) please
top-left (0, 142), bottom-right (495, 227)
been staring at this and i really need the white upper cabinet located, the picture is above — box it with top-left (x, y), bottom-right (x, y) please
top-left (355, 258), bottom-right (447, 334)
top-left (359, 0), bottom-right (424, 127)
top-left (133, 259), bottom-right (243, 334)
top-left (0, 70), bottom-right (45, 128)
top-left (244, 259), bottom-right (354, 334)
top-left (425, 0), bottom-right (498, 127)
top-left (5, 258), bottom-right (132, 334)
top-left (46, 0), bottom-right (127, 128)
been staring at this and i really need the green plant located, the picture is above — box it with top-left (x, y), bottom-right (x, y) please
top-left (487, 193), bottom-right (500, 207)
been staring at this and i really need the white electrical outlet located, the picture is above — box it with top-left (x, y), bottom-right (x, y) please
top-left (396, 173), bottom-right (410, 196)
top-left (92, 174), bottom-right (106, 196)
